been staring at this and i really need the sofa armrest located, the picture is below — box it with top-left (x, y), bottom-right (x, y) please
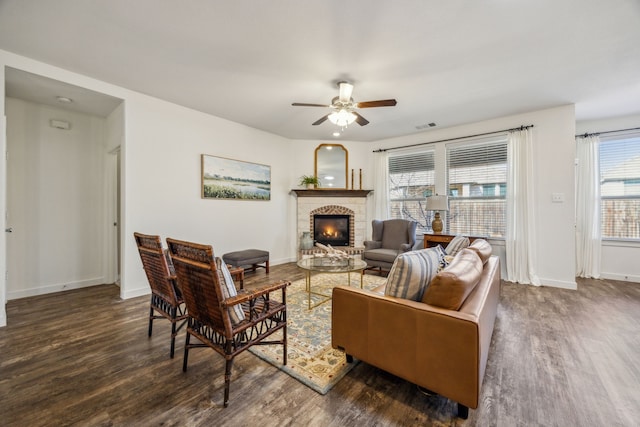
top-left (399, 242), bottom-right (412, 252)
top-left (332, 286), bottom-right (482, 409)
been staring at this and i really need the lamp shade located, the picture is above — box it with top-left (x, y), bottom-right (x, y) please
top-left (425, 195), bottom-right (449, 211)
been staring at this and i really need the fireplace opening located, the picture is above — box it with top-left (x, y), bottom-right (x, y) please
top-left (313, 214), bottom-right (350, 247)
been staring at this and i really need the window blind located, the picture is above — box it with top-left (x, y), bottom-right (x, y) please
top-left (388, 150), bottom-right (435, 233)
top-left (599, 133), bottom-right (640, 240)
top-left (446, 138), bottom-right (508, 237)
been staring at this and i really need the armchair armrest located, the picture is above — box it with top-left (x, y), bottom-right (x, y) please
top-left (399, 242), bottom-right (413, 252)
top-left (221, 280), bottom-right (289, 308)
top-left (364, 240), bottom-right (382, 250)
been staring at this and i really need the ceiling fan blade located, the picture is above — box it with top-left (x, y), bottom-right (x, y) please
top-left (356, 99), bottom-right (397, 108)
top-left (292, 102), bottom-right (331, 107)
top-left (353, 112), bottom-right (369, 126)
top-left (312, 114), bottom-right (330, 126)
top-left (338, 82), bottom-right (354, 103)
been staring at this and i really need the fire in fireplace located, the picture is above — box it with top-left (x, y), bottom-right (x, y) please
top-left (313, 214), bottom-right (350, 246)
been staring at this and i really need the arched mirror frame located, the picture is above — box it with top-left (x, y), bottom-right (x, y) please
top-left (314, 143), bottom-right (348, 189)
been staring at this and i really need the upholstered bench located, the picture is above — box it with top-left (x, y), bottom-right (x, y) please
top-left (222, 249), bottom-right (269, 274)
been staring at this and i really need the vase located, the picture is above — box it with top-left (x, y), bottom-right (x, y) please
top-left (300, 231), bottom-right (314, 250)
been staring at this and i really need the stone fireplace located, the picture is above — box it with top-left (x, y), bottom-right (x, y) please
top-left (293, 189), bottom-right (372, 253)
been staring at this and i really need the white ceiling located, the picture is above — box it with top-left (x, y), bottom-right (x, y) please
top-left (1, 0), bottom-right (639, 141)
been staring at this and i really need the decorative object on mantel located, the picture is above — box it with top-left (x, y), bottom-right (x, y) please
top-left (359, 168), bottom-right (362, 190)
top-left (425, 194), bottom-right (449, 234)
top-left (299, 175), bottom-right (320, 189)
top-left (300, 232), bottom-right (314, 250)
top-left (315, 144), bottom-right (348, 189)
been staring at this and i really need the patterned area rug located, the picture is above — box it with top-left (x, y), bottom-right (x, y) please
top-left (249, 272), bottom-right (386, 394)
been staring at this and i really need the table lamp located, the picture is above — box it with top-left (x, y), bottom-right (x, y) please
top-left (425, 195), bottom-right (449, 234)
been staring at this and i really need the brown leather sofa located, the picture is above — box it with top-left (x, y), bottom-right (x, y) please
top-left (331, 243), bottom-right (500, 419)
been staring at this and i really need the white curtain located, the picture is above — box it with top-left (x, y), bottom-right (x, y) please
top-left (575, 135), bottom-right (601, 278)
top-left (506, 128), bottom-right (540, 285)
top-left (373, 151), bottom-right (390, 220)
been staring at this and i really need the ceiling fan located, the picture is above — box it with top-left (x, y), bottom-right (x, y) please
top-left (292, 81), bottom-right (397, 128)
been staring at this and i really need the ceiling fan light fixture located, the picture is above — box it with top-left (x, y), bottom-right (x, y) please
top-left (328, 109), bottom-right (357, 127)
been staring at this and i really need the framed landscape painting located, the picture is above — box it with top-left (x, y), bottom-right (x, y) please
top-left (201, 154), bottom-right (271, 200)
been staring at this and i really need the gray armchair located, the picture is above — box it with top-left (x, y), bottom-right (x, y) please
top-left (362, 219), bottom-right (418, 274)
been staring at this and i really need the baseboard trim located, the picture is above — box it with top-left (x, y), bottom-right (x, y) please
top-left (539, 278), bottom-right (578, 290)
top-left (121, 286), bottom-right (150, 299)
top-left (7, 277), bottom-right (106, 300)
top-left (600, 272), bottom-right (640, 283)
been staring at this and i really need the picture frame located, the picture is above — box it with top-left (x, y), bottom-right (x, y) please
top-left (201, 154), bottom-right (271, 200)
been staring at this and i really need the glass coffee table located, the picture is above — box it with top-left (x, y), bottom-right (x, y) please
top-left (296, 257), bottom-right (367, 309)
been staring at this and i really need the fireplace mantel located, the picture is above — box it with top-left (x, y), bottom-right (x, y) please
top-left (291, 189), bottom-right (373, 198)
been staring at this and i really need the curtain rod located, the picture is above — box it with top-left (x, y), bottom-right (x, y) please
top-left (575, 126), bottom-right (640, 139)
top-left (373, 125), bottom-right (534, 153)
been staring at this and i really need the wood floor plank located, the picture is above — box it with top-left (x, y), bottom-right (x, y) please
top-left (1, 265), bottom-right (639, 426)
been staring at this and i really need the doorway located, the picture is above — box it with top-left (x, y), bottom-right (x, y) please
top-left (4, 67), bottom-right (124, 304)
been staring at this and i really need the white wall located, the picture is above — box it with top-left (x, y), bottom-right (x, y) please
top-left (576, 113), bottom-right (640, 282)
top-left (121, 96), bottom-right (295, 298)
top-left (5, 98), bottom-right (107, 298)
top-left (372, 105), bottom-right (578, 289)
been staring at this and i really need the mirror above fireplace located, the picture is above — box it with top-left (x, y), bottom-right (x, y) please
top-left (315, 144), bottom-right (348, 189)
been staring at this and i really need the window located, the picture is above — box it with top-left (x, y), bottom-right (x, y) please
top-left (388, 151), bottom-right (435, 234)
top-left (599, 133), bottom-right (640, 240)
top-left (387, 135), bottom-right (509, 238)
top-left (447, 138), bottom-right (508, 238)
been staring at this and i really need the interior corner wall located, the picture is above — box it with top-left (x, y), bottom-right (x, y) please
top-left (372, 105), bottom-right (578, 289)
top-left (288, 139), bottom-right (377, 243)
top-left (576, 113), bottom-right (640, 283)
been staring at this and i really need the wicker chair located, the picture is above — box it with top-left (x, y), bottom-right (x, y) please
top-left (166, 237), bottom-right (289, 407)
top-left (134, 232), bottom-right (187, 358)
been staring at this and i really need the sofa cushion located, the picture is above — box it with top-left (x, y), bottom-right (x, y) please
top-left (215, 257), bottom-right (245, 325)
top-left (445, 235), bottom-right (470, 256)
top-left (468, 239), bottom-right (492, 265)
top-left (435, 244), bottom-right (449, 271)
top-left (422, 248), bottom-right (482, 310)
top-left (384, 247), bottom-right (442, 301)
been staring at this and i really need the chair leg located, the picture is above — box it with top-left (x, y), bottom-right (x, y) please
top-left (223, 358), bottom-right (233, 408)
top-left (182, 332), bottom-right (191, 372)
top-left (282, 325), bottom-right (287, 365)
top-left (148, 304), bottom-right (154, 337)
top-left (265, 260), bottom-right (270, 274)
top-left (170, 308), bottom-right (177, 359)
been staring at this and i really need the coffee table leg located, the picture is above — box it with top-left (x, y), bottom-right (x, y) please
top-left (306, 271), bottom-right (311, 310)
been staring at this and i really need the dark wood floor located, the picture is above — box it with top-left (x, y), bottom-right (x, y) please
top-left (1, 264), bottom-right (639, 426)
